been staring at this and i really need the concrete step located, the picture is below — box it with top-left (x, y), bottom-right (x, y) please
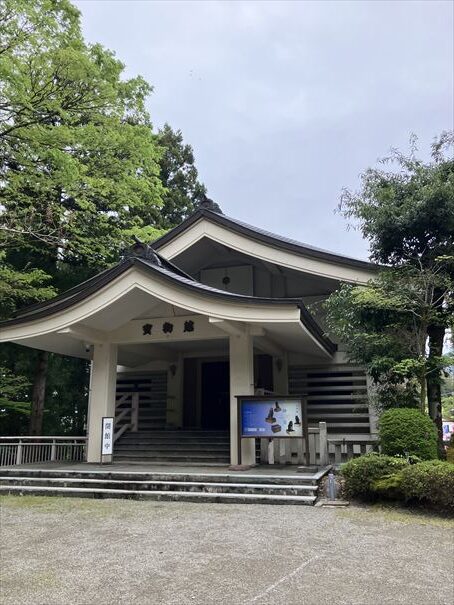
top-left (118, 435), bottom-right (231, 441)
top-left (112, 460), bottom-right (229, 467)
top-left (116, 436), bottom-right (231, 442)
top-left (113, 455), bottom-right (231, 464)
top-left (119, 441), bottom-right (230, 448)
top-left (0, 469), bottom-right (321, 486)
top-left (118, 438), bottom-right (230, 451)
top-left (114, 444), bottom-right (230, 451)
top-left (0, 484), bottom-right (317, 505)
top-left (0, 477), bottom-right (318, 497)
top-left (115, 429), bottom-right (234, 465)
top-left (123, 431), bottom-right (230, 436)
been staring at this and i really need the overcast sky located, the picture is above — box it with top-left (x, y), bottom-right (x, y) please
top-left (75, 0), bottom-right (453, 260)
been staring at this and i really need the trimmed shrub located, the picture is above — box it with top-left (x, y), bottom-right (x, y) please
top-left (446, 435), bottom-right (454, 464)
top-left (400, 461), bottom-right (454, 510)
top-left (340, 453), bottom-right (407, 499)
top-left (379, 408), bottom-right (438, 460)
top-left (371, 472), bottom-right (404, 499)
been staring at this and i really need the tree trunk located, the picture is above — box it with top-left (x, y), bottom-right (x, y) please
top-left (419, 371), bottom-right (427, 414)
top-left (29, 350), bottom-right (49, 435)
top-left (427, 323), bottom-right (446, 459)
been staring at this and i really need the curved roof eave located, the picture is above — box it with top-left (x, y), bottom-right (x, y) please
top-left (151, 208), bottom-right (376, 271)
top-left (0, 256), bottom-right (336, 357)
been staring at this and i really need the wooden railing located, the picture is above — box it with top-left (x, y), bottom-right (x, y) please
top-left (328, 437), bottom-right (378, 465)
top-left (259, 422), bottom-right (378, 466)
top-left (114, 391), bottom-right (139, 442)
top-left (0, 436), bottom-right (86, 467)
top-left (259, 422), bottom-right (330, 466)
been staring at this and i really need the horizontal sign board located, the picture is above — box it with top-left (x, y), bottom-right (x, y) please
top-left (239, 397), bottom-right (306, 439)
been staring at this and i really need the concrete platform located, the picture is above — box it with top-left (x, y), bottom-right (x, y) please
top-left (1, 461), bottom-right (329, 478)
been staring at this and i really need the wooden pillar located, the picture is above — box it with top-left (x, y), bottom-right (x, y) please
top-left (86, 343), bottom-right (118, 463)
top-left (229, 331), bottom-right (255, 465)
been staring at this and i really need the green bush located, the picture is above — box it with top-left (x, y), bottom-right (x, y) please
top-left (340, 453), bottom-right (407, 499)
top-left (379, 408), bottom-right (438, 460)
top-left (446, 437), bottom-right (454, 464)
top-left (400, 461), bottom-right (454, 509)
top-left (371, 472), bottom-right (404, 499)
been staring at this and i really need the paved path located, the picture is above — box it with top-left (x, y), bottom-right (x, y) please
top-left (1, 496), bottom-right (453, 605)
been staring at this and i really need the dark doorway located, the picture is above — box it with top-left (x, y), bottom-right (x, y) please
top-left (183, 358), bottom-right (198, 428)
top-left (201, 361), bottom-right (230, 430)
top-left (255, 354), bottom-right (273, 391)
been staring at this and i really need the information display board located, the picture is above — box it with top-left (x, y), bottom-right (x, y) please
top-left (236, 396), bottom-right (309, 465)
top-left (240, 398), bottom-right (305, 438)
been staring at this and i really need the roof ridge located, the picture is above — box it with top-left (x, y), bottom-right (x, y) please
top-left (151, 207), bottom-right (375, 270)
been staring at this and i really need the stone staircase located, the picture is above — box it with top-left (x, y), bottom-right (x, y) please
top-left (114, 430), bottom-right (231, 465)
top-left (0, 468), bottom-right (322, 505)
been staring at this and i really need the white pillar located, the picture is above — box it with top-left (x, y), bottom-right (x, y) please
top-left (166, 354), bottom-right (184, 428)
top-left (229, 332), bottom-right (255, 466)
top-left (272, 353), bottom-right (288, 395)
top-left (86, 343), bottom-right (118, 463)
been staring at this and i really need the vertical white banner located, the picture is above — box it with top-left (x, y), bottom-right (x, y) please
top-left (101, 417), bottom-right (114, 456)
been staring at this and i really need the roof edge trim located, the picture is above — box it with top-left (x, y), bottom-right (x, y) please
top-left (151, 208), bottom-right (376, 271)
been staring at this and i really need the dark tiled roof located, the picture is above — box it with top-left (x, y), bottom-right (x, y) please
top-left (1, 250), bottom-right (336, 356)
top-left (152, 207), bottom-right (376, 271)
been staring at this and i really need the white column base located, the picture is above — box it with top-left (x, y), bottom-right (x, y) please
top-left (229, 332), bottom-right (255, 466)
top-left (86, 343), bottom-right (118, 463)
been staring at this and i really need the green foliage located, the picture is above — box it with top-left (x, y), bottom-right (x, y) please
top-left (446, 438), bottom-right (454, 464)
top-left (371, 472), bottom-right (404, 499)
top-left (0, 0), bottom-right (208, 437)
top-left (1, 0), bottom-right (164, 272)
top-left (323, 263), bottom-right (453, 411)
top-left (0, 248), bottom-right (55, 424)
top-left (0, 252), bottom-right (55, 319)
top-left (342, 453), bottom-right (454, 509)
top-left (399, 461), bottom-right (454, 509)
top-left (0, 365), bottom-right (31, 435)
top-left (442, 394), bottom-right (454, 420)
top-left (337, 134), bottom-right (454, 449)
top-left (340, 453), bottom-right (407, 499)
top-left (0, 367), bottom-right (30, 414)
top-left (42, 355), bottom-right (89, 435)
top-left (339, 133), bottom-right (454, 266)
top-left (379, 408), bottom-right (438, 460)
top-left (154, 124), bottom-right (206, 229)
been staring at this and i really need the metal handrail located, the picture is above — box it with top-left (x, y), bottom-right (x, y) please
top-left (0, 436), bottom-right (86, 466)
top-left (0, 436), bottom-right (86, 441)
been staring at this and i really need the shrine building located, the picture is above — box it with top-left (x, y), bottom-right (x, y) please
top-left (0, 199), bottom-right (377, 465)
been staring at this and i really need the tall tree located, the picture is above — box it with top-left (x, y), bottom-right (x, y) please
top-left (154, 123), bottom-right (206, 229)
top-left (324, 264), bottom-right (453, 414)
top-left (0, 1), bottom-right (208, 437)
top-left (0, 0), bottom-right (166, 434)
top-left (338, 133), bottom-right (454, 453)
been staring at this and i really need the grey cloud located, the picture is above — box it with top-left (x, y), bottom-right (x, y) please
top-left (75, 0), bottom-right (453, 259)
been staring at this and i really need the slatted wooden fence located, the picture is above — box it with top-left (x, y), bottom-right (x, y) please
top-left (288, 364), bottom-right (371, 435)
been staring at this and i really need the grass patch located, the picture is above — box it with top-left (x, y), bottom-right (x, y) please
top-left (338, 502), bottom-right (454, 528)
top-left (0, 494), bottom-right (171, 519)
top-left (0, 494), bottom-right (129, 517)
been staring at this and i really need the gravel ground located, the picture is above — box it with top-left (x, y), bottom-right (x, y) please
top-left (1, 496), bottom-right (453, 605)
